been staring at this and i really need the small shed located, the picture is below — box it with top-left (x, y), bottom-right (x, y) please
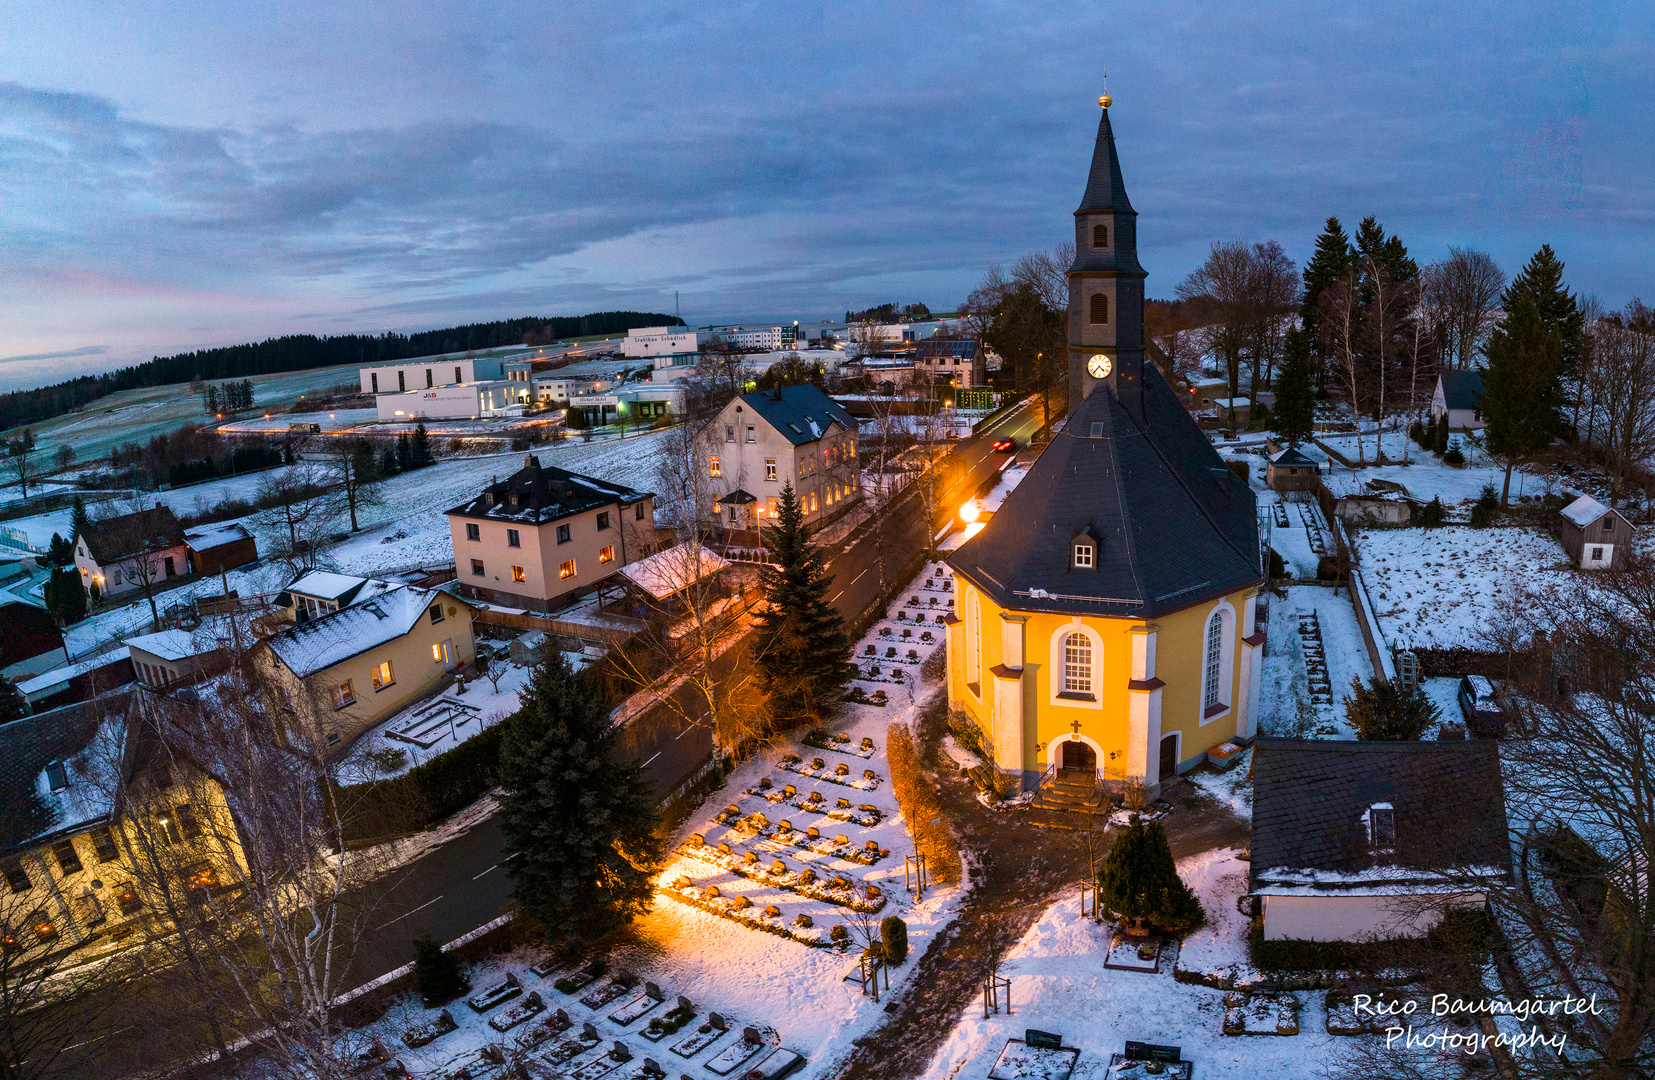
top-left (1560, 494), bottom-right (1634, 570)
top-left (1430, 370), bottom-right (1486, 432)
top-left (185, 522), bottom-right (259, 576)
top-left (1266, 446), bottom-right (1319, 493)
top-left (1251, 738), bottom-right (1510, 942)
top-left (1212, 397), bottom-right (1251, 425)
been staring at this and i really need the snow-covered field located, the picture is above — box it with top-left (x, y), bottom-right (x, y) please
top-left (1256, 585), bottom-right (1375, 738)
top-left (920, 849), bottom-right (1371, 1079)
top-left (1356, 525), bottom-right (1566, 650)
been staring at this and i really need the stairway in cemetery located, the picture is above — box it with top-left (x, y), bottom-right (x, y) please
top-left (1297, 611), bottom-right (1333, 706)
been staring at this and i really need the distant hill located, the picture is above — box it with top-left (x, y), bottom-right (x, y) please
top-left (0, 311), bottom-right (683, 432)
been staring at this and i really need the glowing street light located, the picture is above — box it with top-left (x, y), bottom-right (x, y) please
top-left (959, 502), bottom-right (980, 524)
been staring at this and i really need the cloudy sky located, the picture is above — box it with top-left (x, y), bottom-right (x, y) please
top-left (0, 1), bottom-right (1650, 390)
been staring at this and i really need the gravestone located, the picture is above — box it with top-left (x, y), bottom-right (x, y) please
top-left (1025, 1030), bottom-right (1063, 1050)
top-left (1124, 1041), bottom-right (1182, 1062)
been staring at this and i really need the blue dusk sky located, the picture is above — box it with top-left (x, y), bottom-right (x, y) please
top-left (0, 1), bottom-right (1650, 390)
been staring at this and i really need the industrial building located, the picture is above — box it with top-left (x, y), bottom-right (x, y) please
top-left (375, 380), bottom-right (530, 421)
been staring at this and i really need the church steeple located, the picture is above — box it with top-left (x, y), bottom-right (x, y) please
top-left (1067, 97), bottom-right (1148, 420)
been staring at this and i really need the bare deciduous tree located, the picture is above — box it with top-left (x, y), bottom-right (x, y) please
top-left (319, 438), bottom-right (382, 533)
top-left (1581, 301), bottom-right (1655, 506)
top-left (255, 462), bottom-right (334, 573)
top-left (1421, 247), bottom-right (1505, 372)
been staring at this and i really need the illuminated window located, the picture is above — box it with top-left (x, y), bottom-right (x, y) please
top-left (471, 559), bottom-right (485, 576)
top-left (332, 680), bottom-right (355, 710)
top-left (115, 882), bottom-right (142, 916)
top-left (371, 660), bottom-right (394, 691)
top-left (1063, 633), bottom-right (1093, 695)
top-left (809, 492), bottom-right (818, 513)
top-left (599, 545), bottom-right (614, 564)
top-left (512, 565), bottom-right (526, 583)
top-left (765, 459), bottom-right (777, 480)
top-left (465, 522), bottom-right (480, 541)
top-left (560, 560), bottom-right (576, 580)
top-left (709, 456), bottom-right (722, 477)
top-left (433, 640), bottom-right (455, 666)
top-left (1090, 292), bottom-right (1109, 325)
top-left (766, 497), bottom-right (777, 517)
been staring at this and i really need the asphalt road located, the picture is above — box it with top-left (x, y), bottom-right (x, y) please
top-left (824, 398), bottom-right (1044, 621)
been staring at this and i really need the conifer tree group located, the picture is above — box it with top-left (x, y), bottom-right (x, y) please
top-left (1272, 327), bottom-right (1315, 446)
top-left (1482, 247), bottom-right (1576, 504)
top-left (497, 650), bottom-right (662, 944)
top-left (1096, 814), bottom-right (1204, 935)
top-left (751, 483), bottom-right (854, 729)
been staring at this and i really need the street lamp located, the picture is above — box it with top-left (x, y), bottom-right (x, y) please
top-left (959, 502), bottom-right (980, 524)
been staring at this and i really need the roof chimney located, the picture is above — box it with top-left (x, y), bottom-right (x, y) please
top-left (524, 454), bottom-right (539, 469)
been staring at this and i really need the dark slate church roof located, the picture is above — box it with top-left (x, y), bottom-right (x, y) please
top-left (1068, 107), bottom-right (1145, 279)
top-left (1249, 738), bottom-right (1511, 892)
top-left (948, 362), bottom-right (1261, 619)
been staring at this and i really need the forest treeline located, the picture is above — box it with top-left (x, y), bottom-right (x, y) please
top-left (0, 311), bottom-right (683, 432)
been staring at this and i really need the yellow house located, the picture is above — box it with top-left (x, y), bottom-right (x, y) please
top-left (256, 581), bottom-right (477, 749)
top-left (946, 98), bottom-right (1264, 798)
top-left (0, 694), bottom-right (247, 955)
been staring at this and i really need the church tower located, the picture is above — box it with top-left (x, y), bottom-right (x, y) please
top-left (1067, 96), bottom-right (1148, 419)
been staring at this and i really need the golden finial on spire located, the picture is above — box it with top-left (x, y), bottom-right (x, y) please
top-left (1099, 69), bottom-right (1111, 109)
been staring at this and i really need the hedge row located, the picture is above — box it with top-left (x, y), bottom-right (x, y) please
top-left (335, 722), bottom-right (508, 844)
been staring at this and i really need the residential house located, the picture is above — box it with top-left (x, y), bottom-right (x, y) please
top-left (1266, 446), bottom-right (1319, 493)
top-left (1250, 738), bottom-right (1509, 942)
top-left (446, 456), bottom-right (655, 613)
top-left (0, 694), bottom-right (246, 954)
top-left (278, 570), bottom-right (403, 622)
top-left (16, 649), bottom-right (134, 710)
top-left (1560, 494), bottom-right (1635, 570)
top-left (699, 383), bottom-right (860, 540)
top-left (914, 339), bottom-right (986, 388)
top-left (255, 582), bottom-right (477, 748)
top-left (946, 103), bottom-right (1265, 798)
top-left (1430, 370), bottom-right (1486, 431)
top-left (0, 601), bottom-right (68, 682)
top-left (75, 507), bottom-right (190, 599)
top-left (125, 624), bottom-right (233, 690)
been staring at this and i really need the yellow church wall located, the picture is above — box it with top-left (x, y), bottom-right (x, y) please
top-left (949, 575), bottom-right (1256, 785)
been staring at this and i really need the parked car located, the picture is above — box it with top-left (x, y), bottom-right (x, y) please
top-left (991, 437), bottom-right (1016, 452)
top-left (1457, 675), bottom-right (1506, 737)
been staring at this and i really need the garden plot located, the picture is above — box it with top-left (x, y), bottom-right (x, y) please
top-left (919, 848), bottom-right (1376, 1080)
top-left (385, 697), bottom-right (482, 749)
top-left (1254, 585), bottom-right (1373, 738)
top-left (1355, 526), bottom-right (1567, 650)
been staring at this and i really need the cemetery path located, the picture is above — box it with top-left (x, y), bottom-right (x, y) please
top-left (830, 694), bottom-right (1249, 1080)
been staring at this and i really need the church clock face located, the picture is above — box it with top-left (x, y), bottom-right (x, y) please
top-left (1087, 354), bottom-right (1113, 379)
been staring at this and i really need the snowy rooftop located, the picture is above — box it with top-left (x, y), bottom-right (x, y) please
top-left (1561, 493), bottom-right (1613, 527)
top-left (0, 701), bottom-right (132, 851)
top-left (124, 624), bottom-right (228, 662)
top-left (265, 584), bottom-right (443, 677)
top-left (287, 570), bottom-right (373, 602)
top-left (619, 542), bottom-right (729, 600)
top-left (183, 521), bottom-right (252, 551)
top-left (16, 647), bottom-right (131, 697)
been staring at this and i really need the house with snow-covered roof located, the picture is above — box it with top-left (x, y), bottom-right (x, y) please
top-left (1250, 738), bottom-right (1510, 942)
top-left (446, 455), bottom-right (656, 614)
top-left (696, 383), bottom-right (860, 542)
top-left (1430, 370), bottom-right (1486, 432)
top-left (254, 582), bottom-right (476, 748)
top-left (1559, 494), bottom-right (1634, 571)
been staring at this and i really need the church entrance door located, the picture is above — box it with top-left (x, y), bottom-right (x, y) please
top-left (1159, 734), bottom-right (1179, 781)
top-left (1060, 739), bottom-right (1096, 773)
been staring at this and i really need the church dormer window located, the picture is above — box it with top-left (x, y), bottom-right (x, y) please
top-left (1074, 541), bottom-right (1094, 569)
top-left (1090, 293), bottom-right (1109, 325)
top-left (1093, 223), bottom-right (1108, 248)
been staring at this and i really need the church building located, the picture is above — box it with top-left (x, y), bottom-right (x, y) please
top-left (945, 98), bottom-right (1264, 797)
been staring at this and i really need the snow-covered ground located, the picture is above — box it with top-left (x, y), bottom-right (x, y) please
top-left (919, 849), bottom-right (1371, 1079)
top-left (1355, 526), bottom-right (1565, 650)
top-left (1256, 585), bottom-right (1375, 738)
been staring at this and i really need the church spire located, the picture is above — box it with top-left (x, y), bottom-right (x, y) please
top-left (1075, 99), bottom-right (1135, 215)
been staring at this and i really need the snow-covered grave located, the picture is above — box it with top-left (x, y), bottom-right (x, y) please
top-left (987, 1037), bottom-right (1079, 1080)
top-left (920, 848), bottom-right (1380, 1079)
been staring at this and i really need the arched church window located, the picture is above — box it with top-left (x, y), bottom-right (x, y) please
top-left (1063, 633), bottom-right (1093, 695)
top-left (1202, 611), bottom-right (1225, 711)
top-left (966, 589), bottom-right (981, 692)
top-left (1090, 293), bottom-right (1109, 325)
top-left (1093, 223), bottom-right (1108, 248)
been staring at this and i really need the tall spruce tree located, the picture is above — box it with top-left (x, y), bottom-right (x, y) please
top-left (752, 483), bottom-right (854, 728)
top-left (1300, 217), bottom-right (1356, 355)
top-left (1501, 245), bottom-right (1582, 382)
top-left (1096, 814), bottom-right (1204, 934)
top-left (1481, 298), bottom-right (1564, 505)
top-left (1273, 327), bottom-right (1316, 446)
top-left (395, 431), bottom-right (413, 471)
top-left (69, 495), bottom-right (90, 545)
top-left (498, 650), bottom-right (662, 943)
top-left (411, 421), bottom-right (433, 467)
